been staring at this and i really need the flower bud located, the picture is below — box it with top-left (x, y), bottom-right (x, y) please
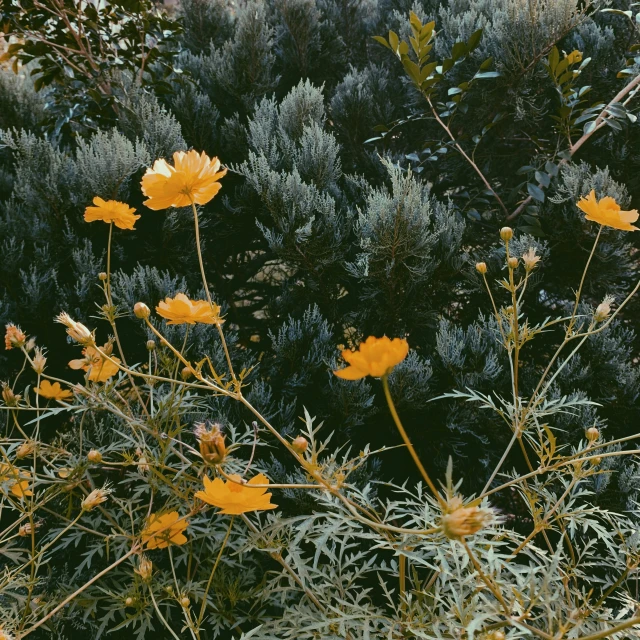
top-left (16, 441), bottom-right (35, 459)
top-left (32, 347), bottom-right (47, 375)
top-left (146, 340), bottom-right (156, 351)
top-left (19, 522), bottom-right (33, 537)
top-left (475, 262), bottom-right (487, 275)
top-left (55, 313), bottom-right (94, 345)
top-left (441, 496), bottom-right (491, 540)
top-left (195, 421), bottom-right (226, 464)
top-left (594, 297), bottom-right (614, 323)
top-left (134, 556), bottom-right (153, 581)
top-left (586, 427), bottom-right (599, 442)
top-left (490, 632), bottom-right (505, 640)
top-left (500, 226), bottom-right (513, 242)
top-left (4, 323), bottom-right (27, 350)
top-left (181, 366), bottom-right (193, 380)
top-left (507, 257), bottom-right (518, 269)
top-left (81, 485), bottom-right (111, 511)
top-left (2, 384), bottom-right (20, 407)
top-left (590, 456), bottom-right (602, 466)
top-left (87, 449), bottom-right (103, 463)
top-left (291, 436), bottom-right (309, 454)
top-left (125, 597), bottom-right (135, 607)
top-left (134, 302), bottom-right (150, 319)
top-left (98, 272), bottom-right (108, 281)
top-left (180, 596), bottom-right (190, 608)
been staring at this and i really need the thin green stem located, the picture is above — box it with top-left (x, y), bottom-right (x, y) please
top-left (381, 375), bottom-right (443, 505)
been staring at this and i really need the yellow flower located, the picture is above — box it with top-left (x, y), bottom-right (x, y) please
top-left (577, 190), bottom-right (639, 232)
top-left (566, 50), bottom-right (583, 65)
top-left (35, 380), bottom-right (73, 401)
top-left (141, 150), bottom-right (227, 210)
top-left (69, 344), bottom-right (120, 382)
top-left (333, 336), bottom-right (409, 380)
top-left (0, 464), bottom-right (33, 498)
top-left (155, 293), bottom-right (224, 325)
top-left (84, 197), bottom-right (140, 230)
top-left (141, 511), bottom-right (189, 549)
top-left (195, 474), bottom-right (277, 515)
top-left (4, 323), bottom-right (26, 350)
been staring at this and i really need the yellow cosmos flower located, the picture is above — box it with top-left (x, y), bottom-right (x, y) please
top-left (333, 336), bottom-right (409, 380)
top-left (0, 464), bottom-right (33, 498)
top-left (69, 344), bottom-right (120, 382)
top-left (141, 511), bottom-right (189, 549)
top-left (195, 474), bottom-right (277, 515)
top-left (35, 380), bottom-right (73, 401)
top-left (84, 197), bottom-right (140, 230)
top-left (155, 293), bottom-right (224, 325)
top-left (141, 150), bottom-right (227, 210)
top-left (577, 190), bottom-right (639, 232)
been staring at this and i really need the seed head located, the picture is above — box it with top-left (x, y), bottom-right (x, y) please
top-left (2, 384), bottom-right (20, 407)
top-left (195, 422), bottom-right (226, 464)
top-left (146, 340), bottom-right (156, 351)
top-left (134, 555), bottom-right (153, 581)
top-left (16, 441), bottom-right (35, 459)
top-left (32, 347), bottom-right (47, 375)
top-left (507, 257), bottom-right (518, 269)
top-left (55, 313), bottom-right (94, 345)
top-left (5, 323), bottom-right (26, 350)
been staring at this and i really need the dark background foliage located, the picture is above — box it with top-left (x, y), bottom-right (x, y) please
top-left (1, 0), bottom-right (639, 521)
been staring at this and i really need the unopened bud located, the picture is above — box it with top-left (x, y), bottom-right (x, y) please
top-left (16, 441), bottom-right (35, 459)
top-left (2, 384), bottom-right (20, 407)
top-left (586, 427), bottom-right (599, 442)
top-left (291, 436), bottom-right (309, 454)
top-left (146, 340), bottom-right (156, 351)
top-left (180, 596), bottom-right (190, 608)
top-left (181, 367), bottom-right (193, 380)
top-left (594, 297), bottom-right (613, 323)
top-left (490, 632), bottom-right (505, 640)
top-left (475, 262), bottom-right (487, 275)
top-left (98, 272), bottom-right (108, 281)
top-left (32, 347), bottom-right (47, 375)
top-left (19, 522), bottom-right (33, 537)
top-left (500, 226), bottom-right (513, 242)
top-left (87, 449), bottom-right (102, 463)
top-left (125, 597), bottom-right (135, 607)
top-left (590, 456), bottom-right (602, 466)
top-left (133, 302), bottom-right (150, 319)
top-left (507, 257), bottom-right (518, 269)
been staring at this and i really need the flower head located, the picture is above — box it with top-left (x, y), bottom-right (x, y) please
top-left (522, 247), bottom-right (541, 271)
top-left (32, 347), bottom-right (47, 375)
top-left (141, 150), bottom-right (227, 210)
top-left (195, 422), bottom-right (227, 463)
top-left (69, 344), bottom-right (120, 382)
top-left (84, 197), bottom-right (140, 230)
top-left (35, 380), bottom-right (73, 401)
top-left (0, 463), bottom-right (32, 498)
top-left (594, 295), bottom-right (615, 323)
top-left (577, 190), bottom-right (639, 231)
top-left (156, 293), bottom-right (224, 325)
top-left (82, 485), bottom-right (112, 511)
top-left (134, 555), bottom-right (153, 581)
top-left (141, 511), bottom-right (189, 549)
top-left (4, 323), bottom-right (26, 350)
top-left (195, 474), bottom-right (277, 515)
top-left (55, 313), bottom-right (94, 345)
top-left (333, 336), bottom-right (409, 380)
top-left (441, 496), bottom-right (491, 540)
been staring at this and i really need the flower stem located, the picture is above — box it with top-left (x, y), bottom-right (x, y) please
top-left (568, 225), bottom-right (602, 335)
top-left (381, 375), bottom-right (443, 505)
top-left (190, 201), bottom-right (237, 385)
top-left (196, 516), bottom-right (234, 630)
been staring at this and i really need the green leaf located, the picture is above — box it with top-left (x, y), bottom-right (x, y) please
top-left (388, 30), bottom-right (399, 52)
top-left (548, 46), bottom-right (559, 73)
top-left (372, 35), bottom-right (391, 50)
top-left (527, 183), bottom-right (545, 202)
top-left (451, 41), bottom-right (467, 61)
top-left (535, 171), bottom-right (551, 188)
top-left (467, 29), bottom-right (482, 51)
top-left (474, 71), bottom-right (500, 79)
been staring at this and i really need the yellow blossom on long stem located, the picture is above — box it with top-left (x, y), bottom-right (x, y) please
top-left (84, 197), bottom-right (140, 230)
top-left (141, 150), bottom-right (227, 210)
top-left (195, 474), bottom-right (277, 515)
top-left (155, 293), bottom-right (224, 326)
top-left (34, 380), bottom-right (73, 401)
top-left (141, 511), bottom-right (189, 549)
top-left (334, 336), bottom-right (409, 380)
top-left (577, 190), bottom-right (638, 231)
